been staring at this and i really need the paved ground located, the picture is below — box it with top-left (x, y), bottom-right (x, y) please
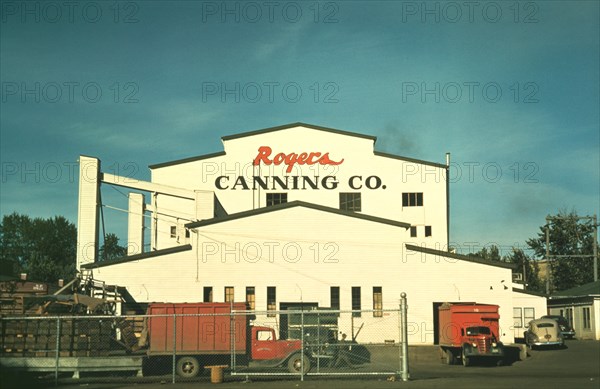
top-left (2, 340), bottom-right (599, 389)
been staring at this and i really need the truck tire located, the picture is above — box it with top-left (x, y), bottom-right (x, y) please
top-left (287, 353), bottom-right (311, 374)
top-left (176, 356), bottom-right (202, 378)
top-left (445, 349), bottom-right (457, 365)
top-left (461, 348), bottom-right (470, 367)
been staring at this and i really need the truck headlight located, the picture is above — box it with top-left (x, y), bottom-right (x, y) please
top-left (472, 342), bottom-right (478, 347)
top-left (492, 342), bottom-right (497, 347)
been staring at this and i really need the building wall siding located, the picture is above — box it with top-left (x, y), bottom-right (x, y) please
top-left (93, 206), bottom-right (512, 344)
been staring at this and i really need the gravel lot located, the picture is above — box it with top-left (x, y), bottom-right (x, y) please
top-left (2, 340), bottom-right (599, 389)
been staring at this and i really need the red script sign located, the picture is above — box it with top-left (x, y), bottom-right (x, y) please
top-left (253, 146), bottom-right (344, 173)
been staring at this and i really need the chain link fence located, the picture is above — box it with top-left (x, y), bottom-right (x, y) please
top-left (1, 294), bottom-right (409, 385)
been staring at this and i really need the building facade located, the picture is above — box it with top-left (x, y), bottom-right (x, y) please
top-left (76, 123), bottom-right (544, 344)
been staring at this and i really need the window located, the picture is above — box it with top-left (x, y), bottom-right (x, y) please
top-left (267, 286), bottom-right (276, 317)
top-left (225, 286), bottom-right (234, 303)
top-left (351, 287), bottom-right (361, 317)
top-left (583, 307), bottom-right (591, 329)
top-left (410, 226), bottom-right (417, 237)
top-left (185, 229), bottom-right (190, 238)
top-left (266, 193), bottom-right (287, 206)
top-left (170, 226), bottom-right (177, 238)
top-left (524, 308), bottom-right (535, 325)
top-left (330, 286), bottom-right (340, 310)
top-left (513, 308), bottom-right (523, 328)
top-left (203, 287), bottom-right (213, 303)
top-left (425, 226), bottom-right (432, 237)
top-left (373, 287), bottom-right (383, 317)
top-left (257, 330), bottom-right (272, 341)
top-left (402, 192), bottom-right (423, 207)
top-left (339, 193), bottom-right (361, 212)
top-left (566, 308), bottom-right (573, 327)
top-left (246, 287), bottom-right (255, 310)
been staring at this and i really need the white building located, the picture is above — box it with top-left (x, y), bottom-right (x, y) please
top-left (76, 122), bottom-right (545, 344)
top-left (547, 281), bottom-right (600, 340)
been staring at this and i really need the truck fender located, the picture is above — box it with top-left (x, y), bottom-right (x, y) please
top-left (462, 343), bottom-right (474, 354)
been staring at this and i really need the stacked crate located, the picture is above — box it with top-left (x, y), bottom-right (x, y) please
top-left (1, 317), bottom-right (115, 357)
top-left (0, 280), bottom-right (53, 316)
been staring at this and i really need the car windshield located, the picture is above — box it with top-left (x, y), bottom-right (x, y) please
top-left (544, 316), bottom-right (569, 326)
top-left (466, 326), bottom-right (491, 335)
top-left (537, 323), bottom-right (555, 328)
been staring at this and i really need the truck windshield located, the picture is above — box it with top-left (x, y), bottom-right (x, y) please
top-left (466, 326), bottom-right (491, 335)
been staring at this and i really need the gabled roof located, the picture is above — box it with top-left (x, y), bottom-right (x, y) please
top-left (550, 280), bottom-right (600, 298)
top-left (374, 151), bottom-right (447, 169)
top-left (149, 151), bottom-right (226, 170)
top-left (148, 122), bottom-right (447, 170)
top-left (221, 122), bottom-right (378, 142)
top-left (186, 200), bottom-right (411, 229)
top-left (81, 244), bottom-right (193, 269)
top-left (405, 244), bottom-right (517, 270)
top-left (512, 288), bottom-right (548, 297)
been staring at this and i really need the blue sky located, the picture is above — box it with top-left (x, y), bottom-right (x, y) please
top-left (1, 0), bottom-right (598, 258)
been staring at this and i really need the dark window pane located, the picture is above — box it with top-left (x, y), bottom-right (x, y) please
top-left (267, 193), bottom-right (287, 206)
top-left (339, 193), bottom-right (361, 212)
top-left (425, 226), bottom-right (432, 237)
top-left (203, 287), bottom-right (213, 302)
top-left (330, 286), bottom-right (340, 310)
top-left (351, 286), bottom-right (361, 317)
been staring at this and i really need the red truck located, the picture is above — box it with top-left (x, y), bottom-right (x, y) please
top-left (438, 303), bottom-right (504, 366)
top-left (144, 302), bottom-right (310, 377)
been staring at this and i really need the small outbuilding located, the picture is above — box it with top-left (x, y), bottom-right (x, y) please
top-left (547, 280), bottom-right (600, 340)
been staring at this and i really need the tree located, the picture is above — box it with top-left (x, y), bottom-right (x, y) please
top-left (503, 248), bottom-right (544, 293)
top-left (468, 245), bottom-right (502, 262)
top-left (99, 233), bottom-right (127, 261)
top-left (0, 213), bottom-right (77, 283)
top-left (466, 245), bottom-right (544, 292)
top-left (527, 209), bottom-right (596, 292)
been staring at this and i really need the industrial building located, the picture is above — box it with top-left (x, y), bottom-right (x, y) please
top-left (76, 123), bottom-right (546, 344)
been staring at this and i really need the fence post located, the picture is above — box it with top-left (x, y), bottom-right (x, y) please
top-left (400, 292), bottom-right (409, 382)
top-left (55, 317), bottom-right (60, 386)
top-left (300, 310), bottom-right (304, 382)
top-left (230, 310), bottom-right (235, 373)
top-left (172, 313), bottom-right (177, 384)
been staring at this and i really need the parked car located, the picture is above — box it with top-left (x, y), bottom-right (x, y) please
top-left (541, 315), bottom-right (576, 339)
top-left (525, 318), bottom-right (565, 349)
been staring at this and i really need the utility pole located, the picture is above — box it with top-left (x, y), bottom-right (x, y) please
top-left (593, 214), bottom-right (598, 282)
top-left (545, 218), bottom-right (551, 294)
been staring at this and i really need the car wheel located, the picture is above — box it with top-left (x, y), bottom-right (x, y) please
top-left (287, 353), bottom-right (311, 374)
top-left (445, 349), bottom-right (456, 365)
top-left (461, 348), bottom-right (470, 367)
top-left (176, 356), bottom-right (202, 378)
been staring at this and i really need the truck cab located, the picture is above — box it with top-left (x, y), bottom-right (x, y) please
top-left (250, 326), bottom-right (303, 362)
top-left (438, 303), bottom-right (505, 367)
top-left (460, 325), bottom-right (504, 365)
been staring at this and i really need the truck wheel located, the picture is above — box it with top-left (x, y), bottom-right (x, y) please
top-left (461, 349), bottom-right (470, 367)
top-left (176, 356), bottom-right (202, 378)
top-left (287, 353), bottom-right (311, 374)
top-left (445, 349), bottom-right (456, 365)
